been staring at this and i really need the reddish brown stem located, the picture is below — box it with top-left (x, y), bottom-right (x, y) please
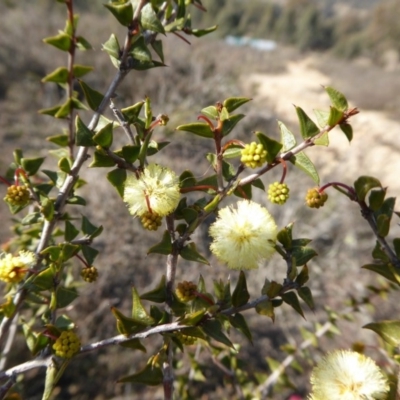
top-left (74, 253), bottom-right (90, 268)
top-left (194, 291), bottom-right (215, 306)
top-left (180, 185), bottom-right (218, 193)
top-left (197, 115), bottom-right (215, 130)
top-left (0, 176), bottom-right (11, 186)
top-left (278, 158), bottom-right (288, 184)
top-left (319, 181), bottom-right (356, 198)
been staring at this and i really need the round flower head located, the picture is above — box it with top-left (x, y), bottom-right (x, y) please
top-left (0, 250), bottom-right (35, 283)
top-left (209, 200), bottom-right (277, 270)
top-left (123, 164), bottom-right (181, 218)
top-left (309, 350), bottom-right (389, 400)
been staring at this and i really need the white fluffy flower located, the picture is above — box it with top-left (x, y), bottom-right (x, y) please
top-left (123, 164), bottom-right (180, 218)
top-left (309, 350), bottom-right (389, 400)
top-left (209, 200), bottom-right (277, 270)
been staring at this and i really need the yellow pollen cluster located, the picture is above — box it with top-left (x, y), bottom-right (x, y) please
top-left (240, 142), bottom-right (267, 169)
top-left (4, 185), bottom-right (30, 206)
top-left (53, 331), bottom-right (81, 359)
top-left (175, 281), bottom-right (197, 302)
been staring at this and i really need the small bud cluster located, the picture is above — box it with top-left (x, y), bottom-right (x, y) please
top-left (80, 266), bottom-right (98, 283)
top-left (4, 185), bottom-right (30, 207)
top-left (268, 182), bottom-right (290, 205)
top-left (53, 331), bottom-right (81, 359)
top-left (305, 188), bottom-right (328, 208)
top-left (240, 142), bottom-right (267, 169)
top-left (140, 211), bottom-right (162, 231)
top-left (175, 281), bottom-right (197, 302)
top-left (176, 331), bottom-right (197, 346)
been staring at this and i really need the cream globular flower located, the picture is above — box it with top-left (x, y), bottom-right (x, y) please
top-left (309, 350), bottom-right (389, 400)
top-left (123, 164), bottom-right (181, 218)
top-left (209, 200), bottom-right (278, 270)
top-left (0, 250), bottom-right (36, 283)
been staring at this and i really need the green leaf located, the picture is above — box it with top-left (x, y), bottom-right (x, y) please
top-left (140, 3), bottom-right (165, 34)
top-left (55, 315), bottom-right (75, 330)
top-left (176, 122), bottom-right (214, 138)
top-left (39, 105), bottom-right (63, 117)
top-left (223, 146), bottom-right (242, 159)
top-left (60, 243), bottom-right (80, 262)
top-left (279, 121), bottom-right (296, 151)
top-left (295, 264), bottom-right (309, 286)
top-left (102, 34), bottom-right (120, 60)
top-left (151, 40), bottom-right (164, 63)
top-left (181, 310), bottom-right (207, 326)
top-left (64, 220), bottom-right (79, 242)
top-left (56, 287), bottom-right (79, 308)
top-left (292, 246), bottom-right (318, 266)
top-left (93, 122), bottom-right (113, 148)
top-left (40, 246), bottom-right (62, 261)
top-left (47, 134), bottom-right (69, 147)
top-left (41, 198), bottom-right (55, 221)
top-left (255, 299), bottom-right (275, 321)
top-left (377, 214), bottom-right (390, 237)
top-left (189, 26), bottom-right (218, 37)
top-left (75, 116), bottom-right (95, 147)
top-left (221, 114), bottom-right (245, 137)
top-left (179, 170), bottom-right (196, 188)
top-left (121, 101), bottom-right (144, 123)
top-left (147, 230), bottom-right (172, 255)
top-left (393, 238), bottom-right (400, 259)
top-left (118, 363), bottom-right (163, 385)
top-left (202, 319), bottom-right (234, 348)
top-left (340, 123), bottom-right (353, 142)
top-left (281, 292), bottom-right (304, 319)
top-left (131, 287), bottom-right (155, 326)
top-left (314, 109), bottom-right (330, 128)
top-left (104, 2), bottom-right (133, 26)
top-left (111, 307), bottom-right (147, 336)
top-left (363, 320), bottom-right (400, 347)
top-left (43, 32), bottom-right (71, 51)
top-left (223, 97), bottom-right (251, 113)
top-left (78, 80), bottom-right (104, 111)
top-left (232, 271), bottom-right (250, 308)
top-left (229, 313), bottom-right (253, 344)
top-left (81, 245), bottom-right (99, 266)
top-left (76, 36), bottom-right (93, 51)
top-left (295, 106), bottom-right (319, 139)
top-left (289, 152), bottom-right (319, 184)
top-left (58, 157), bottom-right (71, 173)
top-left (81, 215), bottom-right (98, 236)
top-left (30, 267), bottom-right (54, 291)
top-left (89, 150), bottom-right (116, 167)
top-left (73, 64), bottom-right (94, 78)
top-left (140, 275), bottom-right (167, 303)
top-left (277, 224), bottom-right (293, 249)
top-left (21, 157), bottom-right (45, 176)
top-left (368, 189), bottom-right (386, 211)
top-left (107, 168), bottom-right (127, 197)
top-left (180, 243), bottom-right (209, 265)
top-left (327, 106), bottom-right (344, 126)
top-left (201, 106), bottom-right (218, 120)
top-left (354, 176), bottom-right (382, 202)
top-left (324, 86), bottom-right (348, 112)
top-left (130, 36), bottom-right (152, 62)
top-left (121, 145), bottom-right (140, 163)
top-left (42, 67), bottom-right (69, 83)
top-left (256, 132), bottom-right (283, 163)
top-left (361, 264), bottom-right (400, 284)
top-left (297, 287), bottom-right (314, 310)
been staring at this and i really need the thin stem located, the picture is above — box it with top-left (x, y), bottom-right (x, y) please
top-left (109, 100), bottom-right (135, 144)
top-left (66, 0), bottom-right (76, 158)
top-left (278, 158), bottom-right (287, 184)
top-left (162, 343), bottom-right (174, 400)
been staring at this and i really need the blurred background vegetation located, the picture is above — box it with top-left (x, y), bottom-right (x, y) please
top-left (1, 1), bottom-right (400, 399)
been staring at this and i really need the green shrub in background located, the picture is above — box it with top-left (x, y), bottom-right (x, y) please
top-left (0, 1), bottom-right (400, 400)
